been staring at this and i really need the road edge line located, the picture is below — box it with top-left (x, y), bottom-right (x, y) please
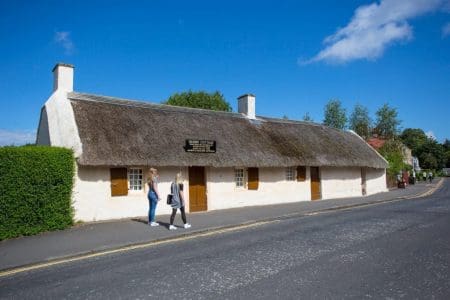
top-left (0, 178), bottom-right (444, 277)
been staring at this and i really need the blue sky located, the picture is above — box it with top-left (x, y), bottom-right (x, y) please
top-left (0, 0), bottom-right (449, 145)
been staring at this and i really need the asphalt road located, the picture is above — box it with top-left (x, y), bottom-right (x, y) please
top-left (1, 180), bottom-right (449, 299)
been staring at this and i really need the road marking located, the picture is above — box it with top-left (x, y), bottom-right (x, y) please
top-left (0, 220), bottom-right (278, 278)
top-left (412, 178), bottom-right (444, 198)
top-left (1, 179), bottom-right (444, 278)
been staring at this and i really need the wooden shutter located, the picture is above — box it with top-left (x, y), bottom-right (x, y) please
top-left (247, 168), bottom-right (259, 190)
top-left (110, 168), bottom-right (128, 196)
top-left (297, 166), bottom-right (306, 181)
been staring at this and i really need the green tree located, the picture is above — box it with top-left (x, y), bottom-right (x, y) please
top-left (443, 139), bottom-right (450, 151)
top-left (349, 104), bottom-right (371, 139)
top-left (374, 103), bottom-right (401, 139)
top-left (400, 128), bottom-right (428, 156)
top-left (302, 112), bottom-right (313, 122)
top-left (417, 139), bottom-right (446, 170)
top-left (444, 139), bottom-right (450, 167)
top-left (164, 90), bottom-right (232, 112)
top-left (323, 99), bottom-right (347, 129)
top-left (378, 139), bottom-right (407, 178)
top-left (445, 149), bottom-right (450, 168)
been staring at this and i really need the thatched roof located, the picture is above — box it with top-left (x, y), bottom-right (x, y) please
top-left (69, 92), bottom-right (388, 169)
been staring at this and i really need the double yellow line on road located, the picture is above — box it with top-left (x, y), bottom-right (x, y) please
top-left (1, 178), bottom-right (444, 278)
top-left (0, 220), bottom-right (278, 278)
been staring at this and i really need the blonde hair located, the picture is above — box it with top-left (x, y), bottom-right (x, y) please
top-left (148, 168), bottom-right (158, 183)
top-left (175, 172), bottom-right (183, 184)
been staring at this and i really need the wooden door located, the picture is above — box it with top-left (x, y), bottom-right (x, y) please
top-left (310, 167), bottom-right (321, 200)
top-left (361, 168), bottom-right (367, 196)
top-left (111, 168), bottom-right (128, 196)
top-left (247, 168), bottom-right (259, 190)
top-left (189, 166), bottom-right (207, 212)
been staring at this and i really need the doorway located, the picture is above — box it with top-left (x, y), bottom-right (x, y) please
top-left (310, 167), bottom-right (321, 200)
top-left (189, 166), bottom-right (207, 212)
top-left (361, 168), bottom-right (367, 196)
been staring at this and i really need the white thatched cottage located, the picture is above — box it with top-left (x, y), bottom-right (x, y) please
top-left (37, 63), bottom-right (388, 222)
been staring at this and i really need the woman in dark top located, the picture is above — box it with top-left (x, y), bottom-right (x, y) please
top-left (147, 168), bottom-right (161, 226)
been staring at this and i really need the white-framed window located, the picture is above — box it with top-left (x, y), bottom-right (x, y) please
top-left (128, 168), bottom-right (143, 191)
top-left (235, 168), bottom-right (244, 188)
top-left (286, 167), bottom-right (295, 181)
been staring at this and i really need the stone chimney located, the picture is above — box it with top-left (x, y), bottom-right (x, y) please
top-left (52, 63), bottom-right (74, 92)
top-left (237, 94), bottom-right (256, 119)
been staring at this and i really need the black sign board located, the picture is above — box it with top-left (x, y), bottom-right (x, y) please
top-left (184, 140), bottom-right (216, 153)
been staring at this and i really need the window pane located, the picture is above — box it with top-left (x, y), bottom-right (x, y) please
top-left (128, 168), bottom-right (143, 190)
top-left (235, 168), bottom-right (244, 187)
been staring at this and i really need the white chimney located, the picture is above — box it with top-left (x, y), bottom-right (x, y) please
top-left (238, 94), bottom-right (256, 119)
top-left (52, 63), bottom-right (74, 92)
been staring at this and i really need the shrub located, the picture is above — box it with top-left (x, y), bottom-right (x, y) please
top-left (0, 146), bottom-right (74, 240)
top-left (378, 139), bottom-right (409, 187)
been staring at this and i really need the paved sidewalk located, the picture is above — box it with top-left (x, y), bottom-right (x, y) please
top-left (0, 179), bottom-right (444, 272)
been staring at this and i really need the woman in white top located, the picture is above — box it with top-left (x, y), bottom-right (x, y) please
top-left (168, 172), bottom-right (191, 230)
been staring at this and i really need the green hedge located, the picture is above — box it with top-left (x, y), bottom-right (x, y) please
top-left (0, 146), bottom-right (75, 240)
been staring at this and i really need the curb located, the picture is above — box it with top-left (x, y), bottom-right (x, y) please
top-left (0, 179), bottom-right (444, 277)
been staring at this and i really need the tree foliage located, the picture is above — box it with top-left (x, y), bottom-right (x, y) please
top-left (444, 139), bottom-right (450, 168)
top-left (349, 103), bottom-right (371, 139)
top-left (400, 128), bottom-right (447, 170)
top-left (164, 90), bottom-right (232, 112)
top-left (400, 128), bottom-right (428, 156)
top-left (374, 104), bottom-right (401, 139)
top-left (302, 112), bottom-right (313, 122)
top-left (417, 139), bottom-right (446, 170)
top-left (378, 140), bottom-right (407, 178)
top-left (323, 99), bottom-right (347, 129)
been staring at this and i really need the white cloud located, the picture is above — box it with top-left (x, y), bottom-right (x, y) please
top-left (304, 0), bottom-right (446, 64)
top-left (54, 31), bottom-right (75, 55)
top-left (0, 129), bottom-right (36, 146)
top-left (443, 22), bottom-right (450, 37)
top-left (426, 130), bottom-right (436, 140)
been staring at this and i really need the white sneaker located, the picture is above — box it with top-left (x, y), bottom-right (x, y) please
top-left (150, 222), bottom-right (159, 227)
top-left (184, 223), bottom-right (191, 229)
top-left (169, 225), bottom-right (177, 230)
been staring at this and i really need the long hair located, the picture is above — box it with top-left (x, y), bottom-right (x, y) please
top-left (175, 172), bottom-right (183, 184)
top-left (148, 168), bottom-right (158, 184)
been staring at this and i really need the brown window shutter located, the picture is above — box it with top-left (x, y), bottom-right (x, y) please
top-left (297, 166), bottom-right (306, 181)
top-left (247, 168), bottom-right (259, 190)
top-left (110, 168), bottom-right (128, 196)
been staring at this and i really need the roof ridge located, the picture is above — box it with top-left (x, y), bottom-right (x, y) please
top-left (259, 116), bottom-right (326, 127)
top-left (68, 92), bottom-right (245, 119)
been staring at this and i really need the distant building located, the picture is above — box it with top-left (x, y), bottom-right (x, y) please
top-left (367, 136), bottom-right (415, 167)
top-left (412, 156), bottom-right (420, 172)
top-left (36, 63), bottom-right (388, 222)
top-left (367, 136), bottom-right (386, 150)
top-left (442, 168), bottom-right (450, 177)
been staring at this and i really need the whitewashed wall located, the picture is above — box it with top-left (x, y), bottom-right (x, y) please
top-left (73, 165), bottom-right (388, 222)
top-left (206, 167), bottom-right (311, 210)
top-left (365, 168), bottom-right (388, 195)
top-left (73, 166), bottom-right (188, 222)
top-left (36, 91), bottom-right (82, 157)
top-left (320, 167), bottom-right (362, 199)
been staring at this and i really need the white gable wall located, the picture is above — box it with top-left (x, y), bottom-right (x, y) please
top-left (36, 90), bottom-right (82, 157)
top-left (366, 168), bottom-right (388, 195)
top-left (320, 167), bottom-right (362, 199)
